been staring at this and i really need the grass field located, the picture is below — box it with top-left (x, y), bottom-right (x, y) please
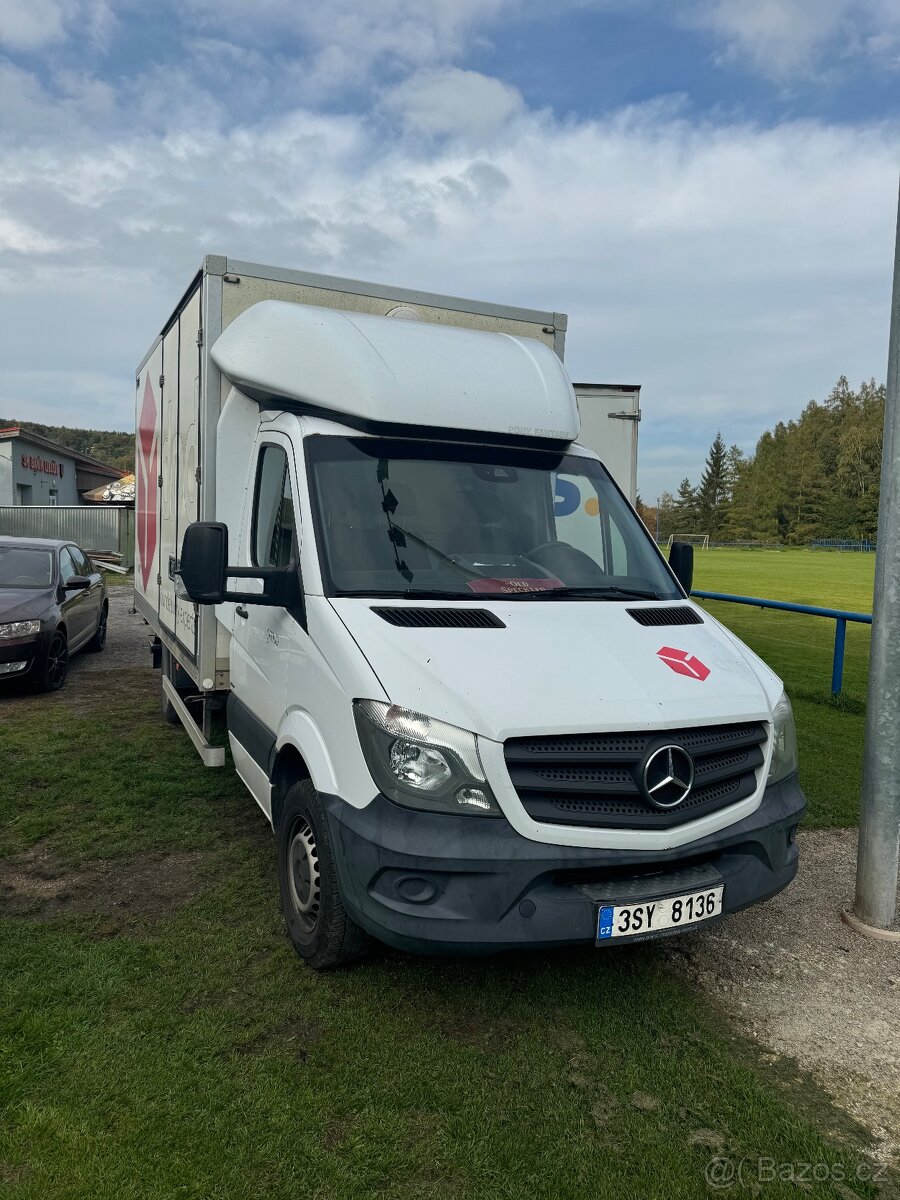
top-left (0, 674), bottom-right (885, 1200)
top-left (691, 549), bottom-right (874, 829)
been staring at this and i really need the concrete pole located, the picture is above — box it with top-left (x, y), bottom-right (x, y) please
top-left (852, 179), bottom-right (900, 933)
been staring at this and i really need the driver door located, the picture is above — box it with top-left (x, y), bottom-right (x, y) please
top-left (229, 435), bottom-right (300, 792)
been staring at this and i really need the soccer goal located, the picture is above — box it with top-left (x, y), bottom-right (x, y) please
top-left (666, 533), bottom-right (710, 550)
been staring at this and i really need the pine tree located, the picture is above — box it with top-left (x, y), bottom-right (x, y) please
top-left (658, 374), bottom-right (886, 546)
top-left (672, 478), bottom-right (698, 533)
top-left (696, 433), bottom-right (728, 536)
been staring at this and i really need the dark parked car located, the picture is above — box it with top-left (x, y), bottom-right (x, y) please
top-left (0, 536), bottom-right (108, 692)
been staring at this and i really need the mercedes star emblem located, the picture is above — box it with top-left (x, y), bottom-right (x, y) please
top-left (641, 745), bottom-right (695, 809)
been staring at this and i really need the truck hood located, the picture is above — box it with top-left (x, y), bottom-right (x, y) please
top-left (329, 598), bottom-right (782, 741)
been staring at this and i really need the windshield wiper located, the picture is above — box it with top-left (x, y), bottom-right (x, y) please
top-left (333, 585), bottom-right (665, 601)
top-left (503, 585), bottom-right (663, 601)
top-left (334, 589), bottom-right (484, 600)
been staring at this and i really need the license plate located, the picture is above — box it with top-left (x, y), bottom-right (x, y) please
top-left (596, 885), bottom-right (724, 942)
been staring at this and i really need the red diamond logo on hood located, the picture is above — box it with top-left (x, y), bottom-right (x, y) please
top-left (657, 645), bottom-right (711, 681)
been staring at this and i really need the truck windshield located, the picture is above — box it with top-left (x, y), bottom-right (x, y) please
top-left (307, 436), bottom-right (681, 601)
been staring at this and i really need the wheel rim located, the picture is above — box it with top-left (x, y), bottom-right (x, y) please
top-left (46, 633), bottom-right (68, 687)
top-left (97, 609), bottom-right (107, 646)
top-left (288, 818), bottom-right (321, 935)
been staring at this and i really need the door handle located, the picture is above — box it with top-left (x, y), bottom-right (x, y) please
top-left (235, 606), bottom-right (248, 619)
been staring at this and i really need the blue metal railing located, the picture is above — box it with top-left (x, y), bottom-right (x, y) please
top-left (691, 590), bottom-right (872, 695)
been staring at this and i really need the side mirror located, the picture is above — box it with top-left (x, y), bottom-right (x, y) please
top-left (64, 575), bottom-right (92, 591)
top-left (180, 522), bottom-right (228, 603)
top-left (177, 522), bottom-right (302, 611)
top-left (668, 541), bottom-right (694, 594)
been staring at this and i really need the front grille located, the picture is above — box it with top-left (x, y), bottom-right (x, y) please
top-left (503, 722), bottom-right (767, 829)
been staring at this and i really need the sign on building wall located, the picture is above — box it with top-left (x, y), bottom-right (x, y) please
top-left (21, 455), bottom-right (64, 478)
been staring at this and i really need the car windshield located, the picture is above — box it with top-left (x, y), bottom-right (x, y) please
top-left (0, 545), bottom-right (54, 588)
top-left (307, 436), bottom-right (681, 600)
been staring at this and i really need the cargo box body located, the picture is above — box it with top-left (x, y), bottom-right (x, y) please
top-left (133, 257), bottom-right (804, 967)
top-left (134, 257), bottom-right (567, 689)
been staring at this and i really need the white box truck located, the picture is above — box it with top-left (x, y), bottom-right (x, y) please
top-left (135, 256), bottom-right (804, 968)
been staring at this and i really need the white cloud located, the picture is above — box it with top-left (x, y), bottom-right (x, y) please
top-left (177, 0), bottom-right (520, 91)
top-left (0, 62), bottom-right (897, 498)
top-left (0, 215), bottom-right (66, 253)
top-left (383, 68), bottom-right (525, 138)
top-left (0, 0), bottom-right (68, 50)
top-left (0, 0), bottom-right (116, 52)
top-left (685, 0), bottom-right (900, 79)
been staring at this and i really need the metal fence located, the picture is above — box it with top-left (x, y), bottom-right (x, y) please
top-left (692, 589), bottom-right (872, 694)
top-left (810, 539), bottom-right (876, 552)
top-left (0, 506), bottom-right (134, 568)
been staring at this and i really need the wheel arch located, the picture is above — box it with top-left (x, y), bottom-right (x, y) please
top-left (270, 745), bottom-right (311, 831)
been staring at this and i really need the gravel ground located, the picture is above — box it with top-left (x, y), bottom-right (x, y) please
top-left (667, 830), bottom-right (900, 1165)
top-left (69, 582), bottom-right (149, 675)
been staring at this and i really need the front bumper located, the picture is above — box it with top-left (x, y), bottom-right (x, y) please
top-left (323, 775), bottom-right (805, 956)
top-left (0, 634), bottom-right (44, 680)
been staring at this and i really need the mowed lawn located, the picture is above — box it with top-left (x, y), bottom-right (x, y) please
top-left (692, 549), bottom-right (875, 828)
top-left (0, 644), bottom-right (887, 1197)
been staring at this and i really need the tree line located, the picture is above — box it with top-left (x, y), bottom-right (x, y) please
top-left (637, 376), bottom-right (885, 544)
top-left (2, 419), bottom-right (134, 473)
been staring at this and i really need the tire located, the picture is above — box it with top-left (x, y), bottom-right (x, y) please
top-left (36, 628), bottom-right (68, 692)
top-left (160, 647), bottom-right (182, 726)
top-left (85, 602), bottom-right (108, 652)
top-left (277, 779), bottom-right (368, 970)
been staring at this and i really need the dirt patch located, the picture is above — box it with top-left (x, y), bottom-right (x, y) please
top-left (234, 1016), bottom-right (325, 1060)
top-left (428, 1010), bottom-right (525, 1052)
top-left (0, 841), bottom-right (208, 932)
top-left (322, 1110), bottom-right (361, 1151)
top-left (667, 829), bottom-right (900, 1166)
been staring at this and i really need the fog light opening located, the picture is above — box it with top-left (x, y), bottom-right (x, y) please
top-left (394, 875), bottom-right (438, 904)
top-left (456, 787), bottom-right (492, 811)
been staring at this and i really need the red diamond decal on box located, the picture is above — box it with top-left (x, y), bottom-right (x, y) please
top-left (657, 645), bottom-right (710, 681)
top-left (137, 375), bottom-right (158, 590)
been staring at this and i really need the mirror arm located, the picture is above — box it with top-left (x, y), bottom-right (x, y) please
top-left (177, 562), bottom-right (298, 607)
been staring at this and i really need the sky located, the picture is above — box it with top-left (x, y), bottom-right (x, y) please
top-left (1, 0), bottom-right (899, 500)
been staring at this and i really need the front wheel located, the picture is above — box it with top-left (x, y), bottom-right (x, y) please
top-left (277, 780), bottom-right (368, 969)
top-left (36, 629), bottom-right (68, 692)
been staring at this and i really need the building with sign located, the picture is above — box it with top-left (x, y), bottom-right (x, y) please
top-left (0, 427), bottom-right (124, 506)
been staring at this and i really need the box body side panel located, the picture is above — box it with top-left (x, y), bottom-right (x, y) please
top-left (135, 342), bottom-right (163, 617)
top-left (220, 274), bottom-right (558, 351)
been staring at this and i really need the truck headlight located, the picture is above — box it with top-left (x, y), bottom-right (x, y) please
top-left (0, 619), bottom-right (41, 640)
top-left (353, 700), bottom-right (502, 816)
top-left (768, 692), bottom-right (799, 785)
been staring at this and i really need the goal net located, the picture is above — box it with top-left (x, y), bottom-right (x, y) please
top-left (666, 533), bottom-right (710, 550)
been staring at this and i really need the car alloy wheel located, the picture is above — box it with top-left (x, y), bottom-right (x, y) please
top-left (44, 631), bottom-right (68, 690)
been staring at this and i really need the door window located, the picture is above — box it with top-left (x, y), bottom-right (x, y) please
top-left (69, 546), bottom-right (92, 576)
top-left (553, 473), bottom-right (632, 575)
top-left (58, 547), bottom-right (78, 584)
top-left (253, 445), bottom-right (296, 569)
